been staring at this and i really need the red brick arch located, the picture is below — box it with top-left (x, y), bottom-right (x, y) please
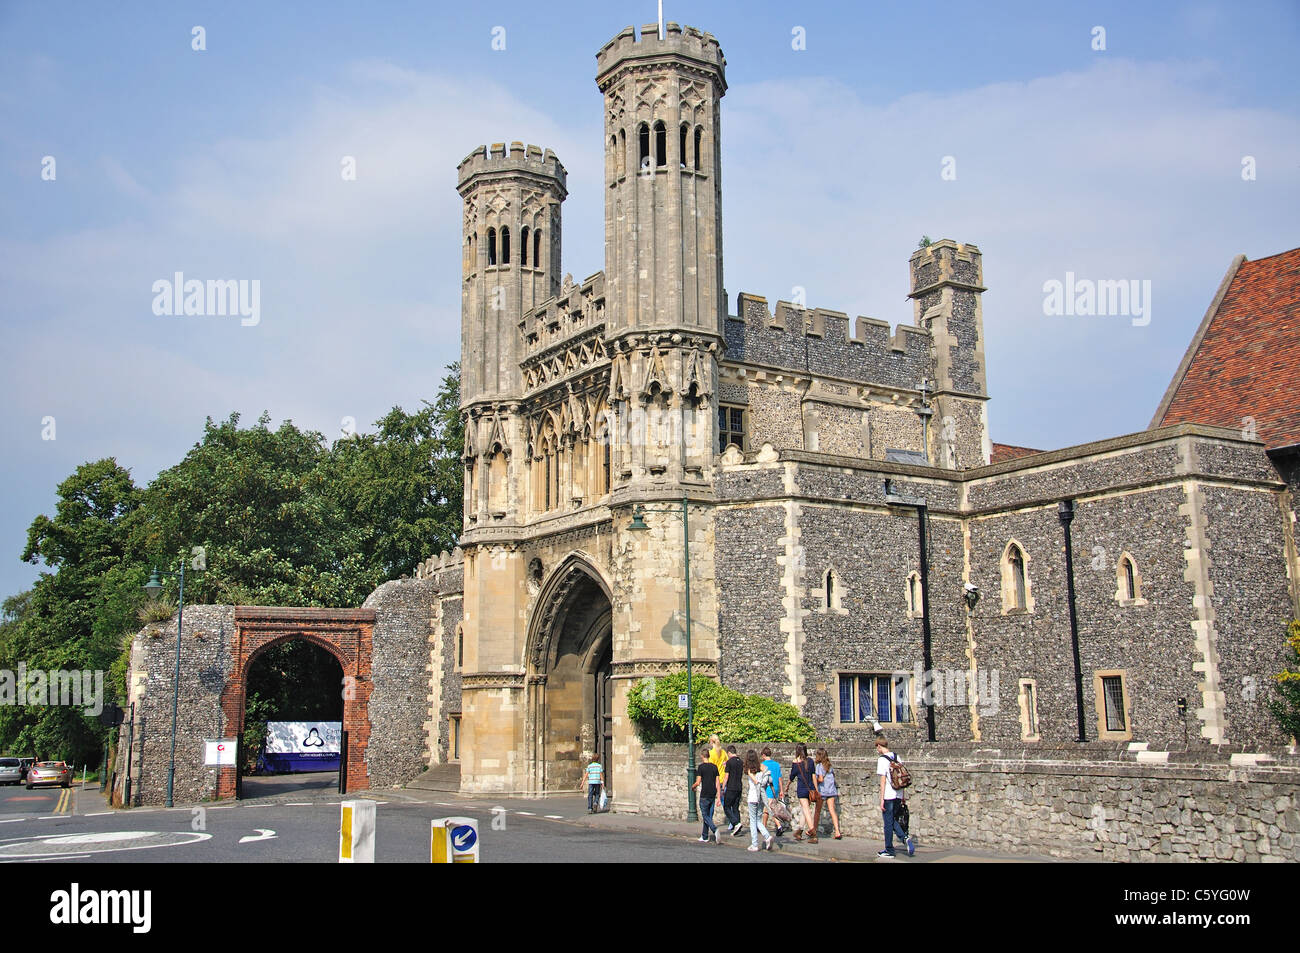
top-left (216, 606), bottom-right (375, 799)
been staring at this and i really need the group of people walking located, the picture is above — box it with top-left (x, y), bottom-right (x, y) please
top-left (691, 734), bottom-right (915, 858)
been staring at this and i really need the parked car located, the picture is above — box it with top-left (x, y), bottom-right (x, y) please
top-left (26, 761), bottom-right (71, 789)
top-left (0, 758), bottom-right (22, 786)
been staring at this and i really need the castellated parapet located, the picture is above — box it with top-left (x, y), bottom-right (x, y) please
top-left (724, 293), bottom-right (933, 391)
top-left (596, 22), bottom-right (726, 89)
top-left (456, 142), bottom-right (567, 194)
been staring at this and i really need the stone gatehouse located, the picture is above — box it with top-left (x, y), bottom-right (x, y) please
top-left (118, 21), bottom-right (1299, 812)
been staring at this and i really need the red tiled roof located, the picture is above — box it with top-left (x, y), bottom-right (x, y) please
top-left (1152, 248), bottom-right (1300, 449)
top-left (991, 443), bottom-right (1042, 464)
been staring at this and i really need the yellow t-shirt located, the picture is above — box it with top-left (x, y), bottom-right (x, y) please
top-left (708, 747), bottom-right (729, 782)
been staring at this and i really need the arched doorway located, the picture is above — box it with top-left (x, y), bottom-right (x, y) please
top-left (240, 637), bottom-right (345, 798)
top-left (217, 606), bottom-right (375, 800)
top-left (526, 558), bottom-right (613, 795)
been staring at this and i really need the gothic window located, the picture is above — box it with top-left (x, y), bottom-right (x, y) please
top-left (603, 439), bottom-right (611, 494)
top-left (533, 229), bottom-right (542, 269)
top-left (487, 227), bottom-right (497, 266)
top-left (609, 134), bottom-right (618, 183)
top-left (501, 227), bottom-right (511, 265)
top-left (618, 129), bottom-right (626, 177)
top-left (1001, 541), bottom-right (1032, 613)
top-left (694, 126), bottom-right (702, 170)
top-left (653, 121), bottom-right (666, 167)
top-left (521, 226), bottom-right (529, 267)
top-left (826, 568), bottom-right (846, 612)
top-left (679, 123), bottom-right (688, 168)
top-left (718, 405), bottom-right (745, 453)
top-left (906, 571), bottom-right (923, 617)
top-left (638, 123), bottom-right (650, 168)
top-left (1115, 553), bottom-right (1144, 605)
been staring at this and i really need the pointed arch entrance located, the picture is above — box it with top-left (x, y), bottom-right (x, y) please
top-left (525, 556), bottom-right (613, 795)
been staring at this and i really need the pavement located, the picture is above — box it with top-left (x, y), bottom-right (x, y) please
top-left (10, 774), bottom-right (1063, 862)
top-left (224, 776), bottom-right (1061, 863)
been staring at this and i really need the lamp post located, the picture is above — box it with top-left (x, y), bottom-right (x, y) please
top-left (1058, 500), bottom-right (1087, 742)
top-left (143, 558), bottom-right (200, 808)
top-left (628, 497), bottom-right (698, 822)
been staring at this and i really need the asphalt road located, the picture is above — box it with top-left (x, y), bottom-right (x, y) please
top-left (0, 782), bottom-right (812, 864)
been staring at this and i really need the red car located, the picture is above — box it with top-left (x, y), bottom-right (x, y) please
top-left (26, 761), bottom-right (71, 789)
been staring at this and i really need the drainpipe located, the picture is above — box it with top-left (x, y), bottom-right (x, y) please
top-left (1059, 499), bottom-right (1087, 742)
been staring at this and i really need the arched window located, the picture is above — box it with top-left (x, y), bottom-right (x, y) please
top-left (1001, 542), bottom-right (1032, 613)
top-left (679, 123), bottom-right (688, 168)
top-left (618, 129), bottom-right (626, 177)
top-left (487, 228), bottom-right (497, 266)
top-left (653, 121), bottom-right (666, 167)
top-left (694, 126), bottom-right (702, 170)
top-left (501, 226), bottom-right (510, 265)
top-left (609, 134), bottom-right (618, 183)
top-left (638, 123), bottom-right (650, 168)
top-left (822, 568), bottom-right (844, 612)
top-left (1115, 554), bottom-right (1144, 605)
top-left (533, 229), bottom-right (542, 269)
top-left (520, 226), bottom-right (529, 267)
top-left (906, 571), bottom-right (923, 616)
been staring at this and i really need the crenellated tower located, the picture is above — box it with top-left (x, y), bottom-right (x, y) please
top-left (908, 240), bottom-right (992, 468)
top-left (457, 142), bottom-right (567, 525)
top-left (597, 22), bottom-right (727, 487)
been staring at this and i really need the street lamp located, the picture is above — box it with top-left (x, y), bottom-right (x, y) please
top-left (142, 557), bottom-right (201, 808)
top-left (628, 497), bottom-right (698, 822)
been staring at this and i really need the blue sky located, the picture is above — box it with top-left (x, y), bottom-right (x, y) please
top-left (2, 0), bottom-right (1298, 600)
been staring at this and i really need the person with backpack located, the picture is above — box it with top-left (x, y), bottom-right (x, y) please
top-left (783, 742), bottom-right (819, 843)
top-left (875, 736), bottom-right (914, 858)
top-left (760, 746), bottom-right (786, 835)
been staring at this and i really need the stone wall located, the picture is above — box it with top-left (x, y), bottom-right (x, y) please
top-left (113, 605), bottom-right (236, 806)
top-left (635, 742), bottom-right (1300, 861)
top-left (363, 578), bottom-right (436, 787)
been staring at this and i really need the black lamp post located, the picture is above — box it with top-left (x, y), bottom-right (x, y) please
top-left (143, 557), bottom-right (200, 808)
top-left (1058, 500), bottom-right (1087, 742)
top-left (628, 497), bottom-right (698, 822)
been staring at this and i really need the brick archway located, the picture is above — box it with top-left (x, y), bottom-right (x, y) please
top-left (216, 606), bottom-right (376, 799)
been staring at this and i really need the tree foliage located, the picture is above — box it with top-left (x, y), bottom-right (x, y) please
top-left (0, 366), bottom-right (464, 767)
top-left (627, 672), bottom-right (817, 745)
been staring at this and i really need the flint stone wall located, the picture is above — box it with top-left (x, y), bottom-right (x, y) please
top-left (635, 742), bottom-right (1300, 861)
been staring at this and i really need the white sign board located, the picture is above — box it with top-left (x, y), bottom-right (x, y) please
top-left (264, 721), bottom-right (342, 754)
top-left (204, 738), bottom-right (237, 766)
top-left (677, 693), bottom-right (690, 709)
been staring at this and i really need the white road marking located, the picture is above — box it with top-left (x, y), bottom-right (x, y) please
top-left (515, 811), bottom-right (536, 816)
top-left (238, 828), bottom-right (277, 844)
top-left (84, 812), bottom-right (112, 817)
top-left (37, 816), bottom-right (62, 820)
top-left (0, 853), bottom-right (92, 862)
top-left (286, 802), bottom-right (311, 806)
top-left (545, 815), bottom-right (564, 819)
top-left (0, 819), bottom-right (24, 824)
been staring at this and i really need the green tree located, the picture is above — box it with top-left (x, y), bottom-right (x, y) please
top-left (3, 460), bottom-right (143, 764)
top-left (327, 363), bottom-right (463, 581)
top-left (136, 412), bottom-right (370, 607)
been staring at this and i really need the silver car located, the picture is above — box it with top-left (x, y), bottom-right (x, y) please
top-left (0, 758), bottom-right (22, 785)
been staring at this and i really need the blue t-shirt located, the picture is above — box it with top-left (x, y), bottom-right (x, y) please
top-left (586, 762), bottom-right (603, 785)
top-left (762, 758), bottom-right (782, 797)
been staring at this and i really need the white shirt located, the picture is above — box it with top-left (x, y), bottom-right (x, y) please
top-left (747, 768), bottom-right (770, 804)
top-left (877, 753), bottom-right (902, 800)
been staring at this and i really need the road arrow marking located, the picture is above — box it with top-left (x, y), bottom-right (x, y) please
top-left (239, 829), bottom-right (277, 844)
